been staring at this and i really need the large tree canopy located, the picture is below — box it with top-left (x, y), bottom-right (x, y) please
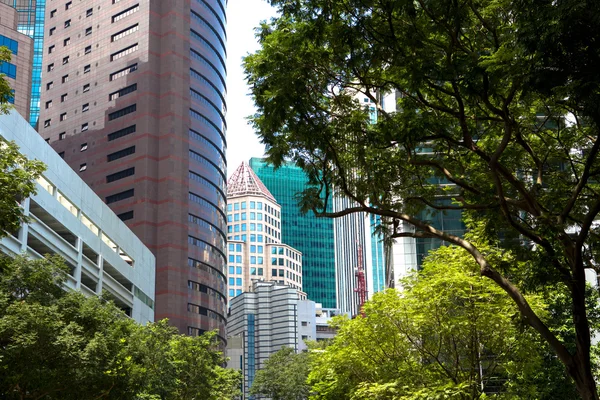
top-left (307, 236), bottom-right (588, 400)
top-left (250, 346), bottom-right (311, 400)
top-left (0, 255), bottom-right (241, 400)
top-left (244, 0), bottom-right (600, 398)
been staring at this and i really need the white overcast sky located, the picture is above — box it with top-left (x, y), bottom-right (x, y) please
top-left (225, 0), bottom-right (278, 177)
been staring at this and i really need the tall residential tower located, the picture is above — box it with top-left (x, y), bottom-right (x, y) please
top-left (38, 0), bottom-right (228, 338)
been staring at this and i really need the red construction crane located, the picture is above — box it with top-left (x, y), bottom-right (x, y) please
top-left (354, 245), bottom-right (367, 316)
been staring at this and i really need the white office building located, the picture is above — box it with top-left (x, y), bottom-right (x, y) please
top-left (0, 110), bottom-right (155, 323)
top-left (227, 280), bottom-right (343, 399)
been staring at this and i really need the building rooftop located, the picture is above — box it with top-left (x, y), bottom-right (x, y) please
top-left (228, 161), bottom-right (277, 203)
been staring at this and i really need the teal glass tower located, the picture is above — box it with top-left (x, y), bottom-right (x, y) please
top-left (249, 158), bottom-right (337, 308)
top-left (0, 0), bottom-right (45, 126)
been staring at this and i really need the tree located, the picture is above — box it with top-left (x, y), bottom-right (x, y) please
top-left (250, 346), bottom-right (311, 400)
top-left (127, 320), bottom-right (241, 400)
top-left (0, 255), bottom-right (139, 399)
top-left (0, 255), bottom-right (241, 399)
top-left (244, 0), bottom-right (600, 397)
top-left (0, 139), bottom-right (45, 235)
top-left (308, 241), bottom-right (580, 399)
top-left (0, 46), bottom-right (16, 114)
top-left (0, 46), bottom-right (44, 235)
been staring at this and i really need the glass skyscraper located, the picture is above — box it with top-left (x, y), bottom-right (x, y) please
top-left (0, 0), bottom-right (45, 126)
top-left (249, 158), bottom-right (337, 308)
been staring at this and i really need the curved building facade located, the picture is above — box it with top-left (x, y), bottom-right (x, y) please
top-left (38, 0), bottom-right (228, 339)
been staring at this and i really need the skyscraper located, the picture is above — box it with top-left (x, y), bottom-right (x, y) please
top-left (0, 3), bottom-right (33, 120)
top-left (226, 162), bottom-right (303, 301)
top-left (333, 195), bottom-right (386, 316)
top-left (249, 158), bottom-right (337, 308)
top-left (0, 0), bottom-right (45, 126)
top-left (37, 0), bottom-right (228, 338)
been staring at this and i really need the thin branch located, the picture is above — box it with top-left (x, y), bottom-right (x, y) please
top-left (561, 131), bottom-right (600, 223)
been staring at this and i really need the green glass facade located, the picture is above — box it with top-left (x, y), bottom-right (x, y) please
top-left (416, 200), bottom-right (465, 267)
top-left (249, 158), bottom-right (337, 308)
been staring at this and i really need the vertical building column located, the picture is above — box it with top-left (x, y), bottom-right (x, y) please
top-left (18, 197), bottom-right (31, 252)
top-left (74, 236), bottom-right (83, 290)
top-left (96, 254), bottom-right (104, 295)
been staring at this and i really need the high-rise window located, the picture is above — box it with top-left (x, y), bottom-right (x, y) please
top-left (106, 189), bottom-right (135, 204)
top-left (112, 5), bottom-right (140, 23)
top-left (108, 104), bottom-right (136, 121)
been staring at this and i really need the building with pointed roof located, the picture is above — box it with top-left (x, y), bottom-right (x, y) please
top-left (226, 162), bottom-right (304, 302)
top-left (228, 161), bottom-right (276, 203)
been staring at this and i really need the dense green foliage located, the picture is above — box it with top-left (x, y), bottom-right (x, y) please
top-left (0, 141), bottom-right (45, 235)
top-left (0, 47), bottom-right (42, 235)
top-left (0, 255), bottom-right (241, 400)
top-left (307, 243), bottom-right (563, 400)
top-left (250, 346), bottom-right (311, 400)
top-left (244, 0), bottom-right (600, 397)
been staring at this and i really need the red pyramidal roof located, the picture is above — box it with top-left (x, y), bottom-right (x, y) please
top-left (227, 161), bottom-right (277, 203)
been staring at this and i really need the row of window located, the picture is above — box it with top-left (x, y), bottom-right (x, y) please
top-left (187, 303), bottom-right (225, 324)
top-left (271, 246), bottom-right (301, 260)
top-left (106, 167), bottom-right (135, 183)
top-left (108, 104), bottom-right (136, 121)
top-left (44, 119), bottom-right (90, 131)
top-left (45, 100), bottom-right (90, 116)
top-left (228, 265), bottom-right (242, 275)
top-left (113, 4), bottom-right (139, 23)
top-left (188, 257), bottom-right (227, 287)
top-left (0, 35), bottom-right (18, 55)
top-left (228, 234), bottom-right (264, 243)
top-left (188, 280), bottom-right (226, 304)
top-left (117, 210), bottom-right (134, 221)
top-left (188, 236), bottom-right (226, 264)
top-left (228, 212), bottom-right (268, 222)
top-left (108, 146), bottom-right (136, 162)
top-left (227, 212), bottom-right (280, 230)
top-left (106, 189), bottom-right (134, 204)
top-left (228, 234), bottom-right (281, 245)
top-left (228, 201), bottom-right (281, 218)
top-left (227, 223), bottom-right (268, 233)
top-left (111, 43), bottom-right (138, 61)
top-left (49, 1), bottom-right (92, 16)
top-left (188, 213), bottom-right (226, 245)
top-left (228, 277), bottom-right (242, 287)
top-left (227, 224), bottom-right (281, 240)
top-left (111, 23), bottom-right (139, 42)
top-left (109, 83), bottom-right (137, 101)
top-left (0, 62), bottom-right (17, 79)
top-left (189, 170), bottom-right (226, 207)
top-left (46, 62), bottom-right (90, 77)
top-left (189, 192), bottom-right (227, 222)
top-left (108, 125), bottom-right (136, 141)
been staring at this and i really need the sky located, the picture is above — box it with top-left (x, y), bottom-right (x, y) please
top-left (225, 0), bottom-right (278, 177)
